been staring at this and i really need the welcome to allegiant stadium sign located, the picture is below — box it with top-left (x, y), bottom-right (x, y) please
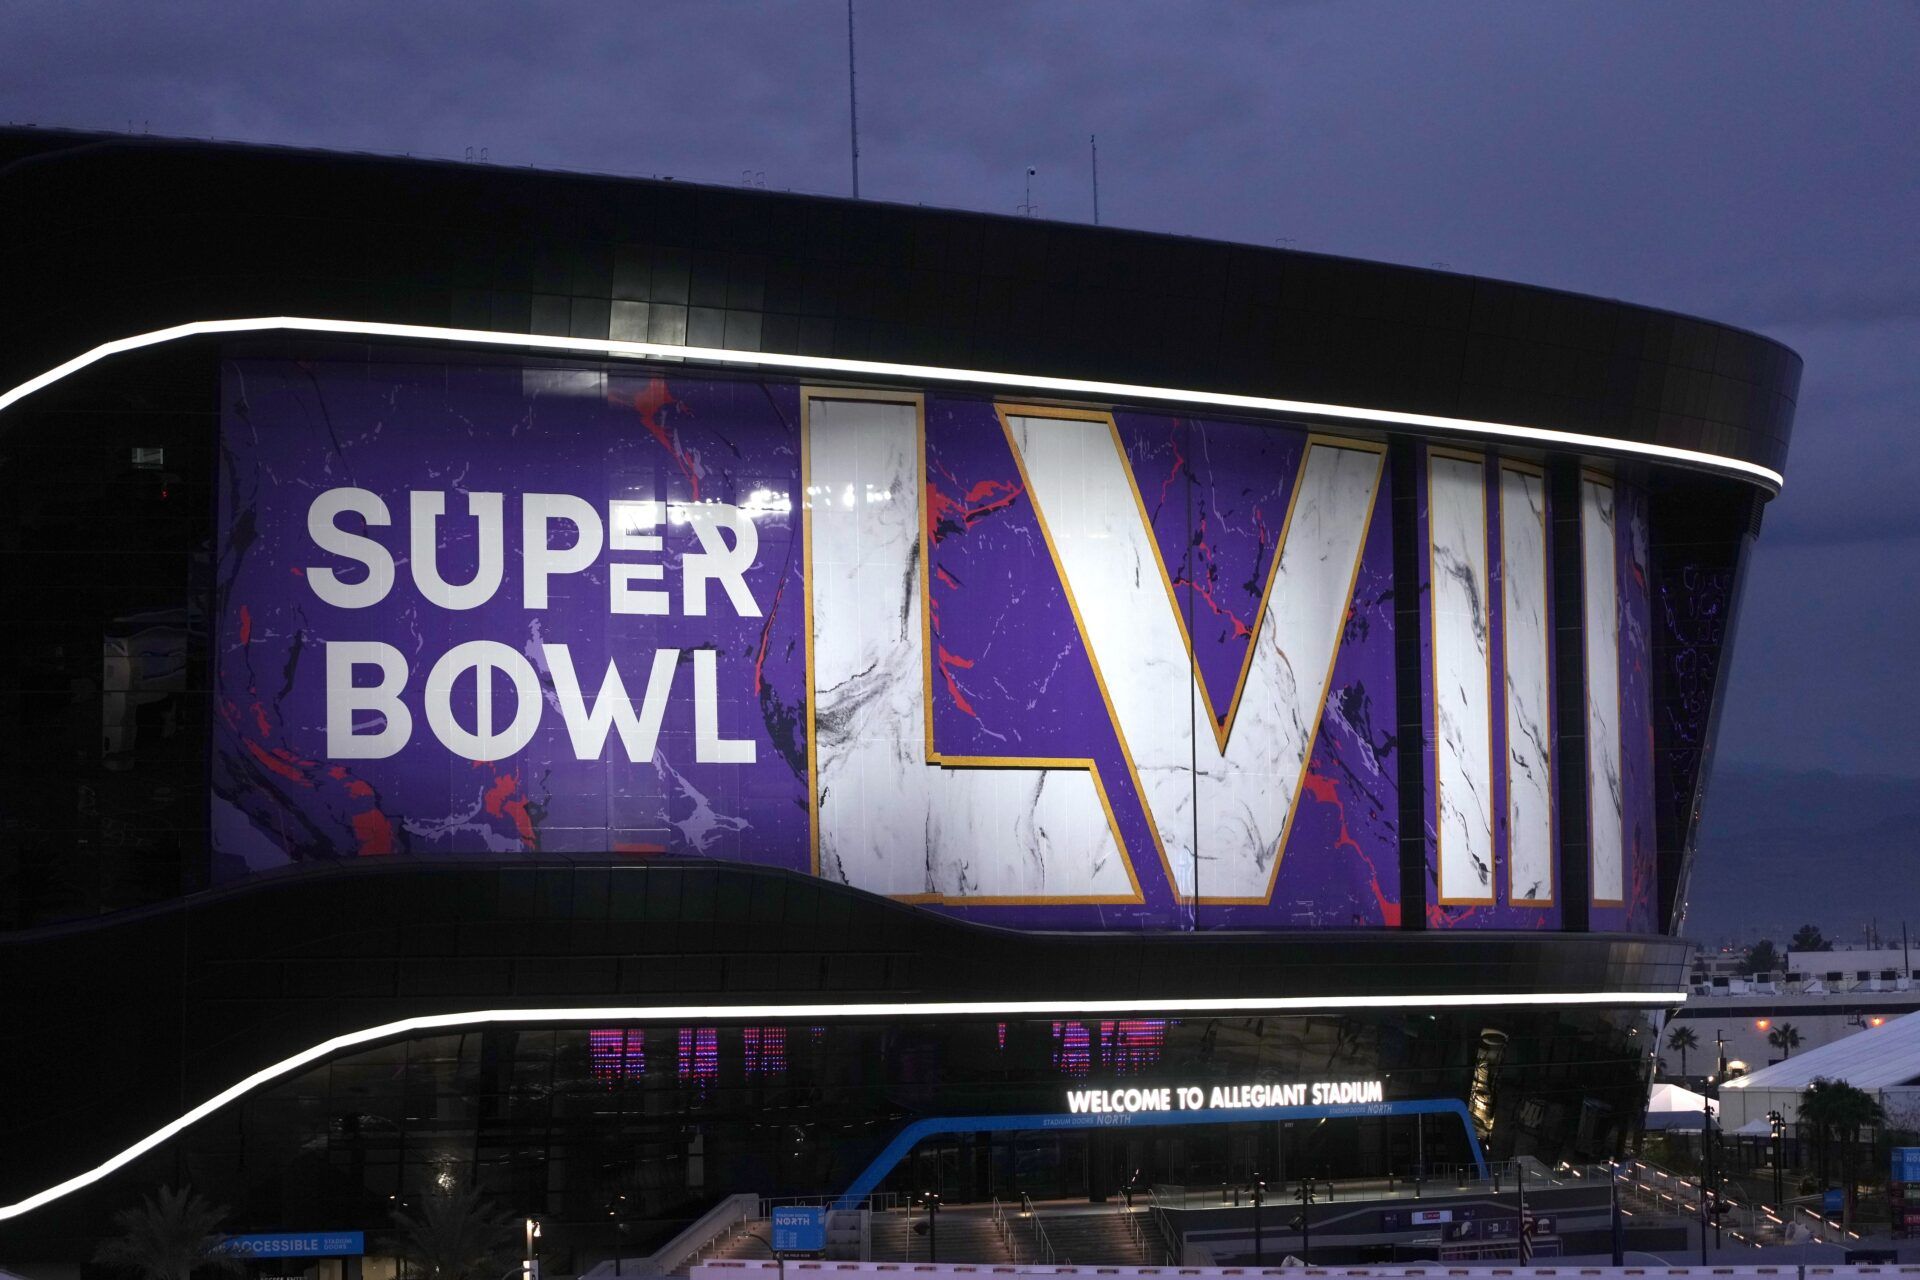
top-left (1065, 1079), bottom-right (1385, 1114)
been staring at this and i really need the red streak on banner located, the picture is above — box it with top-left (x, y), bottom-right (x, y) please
top-left (936, 645), bottom-right (977, 718)
top-left (484, 772), bottom-right (538, 846)
top-left (351, 808), bottom-right (395, 856)
top-left (1299, 770), bottom-right (1400, 926)
top-left (1171, 502), bottom-right (1267, 652)
top-left (245, 739), bottom-right (311, 786)
top-left (625, 378), bottom-right (699, 500)
top-left (482, 773), bottom-right (516, 816)
top-left (924, 472), bottom-right (1025, 730)
top-left (752, 574), bottom-right (787, 696)
top-left (238, 605), bottom-right (252, 645)
top-left (503, 796), bottom-right (537, 846)
top-left (1154, 421), bottom-right (1186, 512)
top-left (926, 477), bottom-right (1020, 542)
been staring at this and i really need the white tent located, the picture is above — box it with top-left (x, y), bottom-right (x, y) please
top-left (1644, 1081), bottom-right (1711, 1132)
top-left (1719, 1008), bottom-right (1920, 1132)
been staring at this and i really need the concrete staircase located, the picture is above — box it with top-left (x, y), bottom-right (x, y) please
top-left (1014, 1208), bottom-right (1161, 1266)
top-left (869, 1210), bottom-right (1015, 1264)
top-left (699, 1223), bottom-right (780, 1265)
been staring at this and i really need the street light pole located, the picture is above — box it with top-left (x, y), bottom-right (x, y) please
top-left (1251, 1177), bottom-right (1263, 1265)
top-left (1700, 1096), bottom-right (1718, 1263)
top-left (739, 1227), bottom-right (786, 1280)
top-left (912, 1191), bottom-right (940, 1263)
top-left (1297, 1178), bottom-right (1314, 1265)
top-left (1609, 1162), bottom-right (1625, 1265)
top-left (1769, 1110), bottom-right (1786, 1217)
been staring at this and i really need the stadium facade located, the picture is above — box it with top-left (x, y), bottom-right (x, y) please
top-left (0, 128), bottom-right (1796, 1265)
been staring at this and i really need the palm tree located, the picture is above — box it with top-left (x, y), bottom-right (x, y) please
top-left (93, 1185), bottom-right (244, 1280)
top-left (1666, 1025), bottom-right (1699, 1078)
top-left (1799, 1077), bottom-right (1885, 1228)
top-left (392, 1189), bottom-right (519, 1280)
top-left (1767, 1022), bottom-right (1802, 1059)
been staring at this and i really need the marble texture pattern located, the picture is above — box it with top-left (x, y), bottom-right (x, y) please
top-left (215, 362), bottom-right (814, 869)
top-left (1009, 414), bottom-right (1381, 902)
top-left (1614, 480), bottom-right (1659, 931)
top-left (808, 397), bottom-right (1127, 901)
top-left (1499, 466), bottom-right (1554, 903)
top-left (1428, 453), bottom-right (1496, 903)
top-left (1581, 476), bottom-right (1625, 904)
top-left (1113, 412), bottom-right (1403, 928)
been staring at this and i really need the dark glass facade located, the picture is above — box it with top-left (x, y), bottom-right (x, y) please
top-left (0, 126), bottom-right (1795, 1265)
top-left (14, 1005), bottom-right (1660, 1267)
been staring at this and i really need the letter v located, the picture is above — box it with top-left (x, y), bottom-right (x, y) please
top-left (1003, 409), bottom-right (1383, 903)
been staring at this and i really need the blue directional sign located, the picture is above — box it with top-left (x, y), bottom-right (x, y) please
top-left (770, 1207), bottom-right (826, 1254)
top-left (216, 1232), bottom-right (365, 1258)
top-left (1893, 1147), bottom-right (1920, 1184)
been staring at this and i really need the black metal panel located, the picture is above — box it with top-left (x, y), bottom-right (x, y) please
top-left (1549, 460), bottom-right (1591, 931)
top-left (0, 128), bottom-right (1799, 481)
top-left (1389, 437), bottom-right (1428, 925)
top-left (0, 856), bottom-right (1689, 1207)
top-left (1647, 479), bottom-right (1760, 933)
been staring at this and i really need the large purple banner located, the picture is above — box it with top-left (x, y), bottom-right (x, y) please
top-left (214, 352), bottom-right (1650, 933)
top-left (216, 361), bottom-right (811, 872)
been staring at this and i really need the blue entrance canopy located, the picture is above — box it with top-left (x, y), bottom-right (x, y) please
top-left (835, 1097), bottom-right (1486, 1209)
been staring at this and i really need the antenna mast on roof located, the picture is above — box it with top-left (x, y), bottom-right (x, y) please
top-left (1090, 134), bottom-right (1099, 225)
top-left (846, 0), bottom-right (861, 198)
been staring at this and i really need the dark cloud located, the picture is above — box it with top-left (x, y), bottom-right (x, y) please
top-left (4, 0), bottom-right (1917, 775)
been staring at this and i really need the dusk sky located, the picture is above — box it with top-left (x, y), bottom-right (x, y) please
top-left (7, 1), bottom-right (1916, 785)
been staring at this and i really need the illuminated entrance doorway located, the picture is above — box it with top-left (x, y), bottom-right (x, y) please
top-left (850, 1098), bottom-right (1486, 1207)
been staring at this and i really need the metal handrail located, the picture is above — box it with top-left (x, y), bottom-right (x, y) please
top-left (1118, 1202), bottom-right (1173, 1266)
top-left (990, 1196), bottom-right (1019, 1263)
top-left (1119, 1202), bottom-right (1146, 1253)
top-left (1018, 1195), bottom-right (1056, 1265)
top-left (1148, 1204), bottom-right (1179, 1265)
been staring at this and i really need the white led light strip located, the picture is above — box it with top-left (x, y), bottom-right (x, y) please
top-left (0, 987), bottom-right (1683, 1221)
top-left (0, 316), bottom-right (1784, 491)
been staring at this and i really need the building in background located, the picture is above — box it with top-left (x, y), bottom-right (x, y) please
top-left (1718, 1010), bottom-right (1920, 1137)
top-left (1669, 941), bottom-right (1920, 1076)
top-left (0, 127), bottom-right (1797, 1267)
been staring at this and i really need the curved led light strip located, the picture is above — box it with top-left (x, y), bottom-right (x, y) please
top-left (0, 316), bottom-right (1727, 1216)
top-left (0, 316), bottom-right (1784, 491)
top-left (0, 987), bottom-right (1682, 1222)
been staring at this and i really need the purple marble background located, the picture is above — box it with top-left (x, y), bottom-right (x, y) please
top-left (1108, 413), bottom-right (1400, 927)
top-left (1602, 479), bottom-right (1659, 933)
top-left (921, 398), bottom-right (1181, 930)
top-left (214, 358), bottom-right (810, 874)
top-left (920, 401), bottom-right (1401, 928)
top-left (214, 352), bottom-right (1656, 936)
top-left (1112, 413), bottom-right (1302, 730)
